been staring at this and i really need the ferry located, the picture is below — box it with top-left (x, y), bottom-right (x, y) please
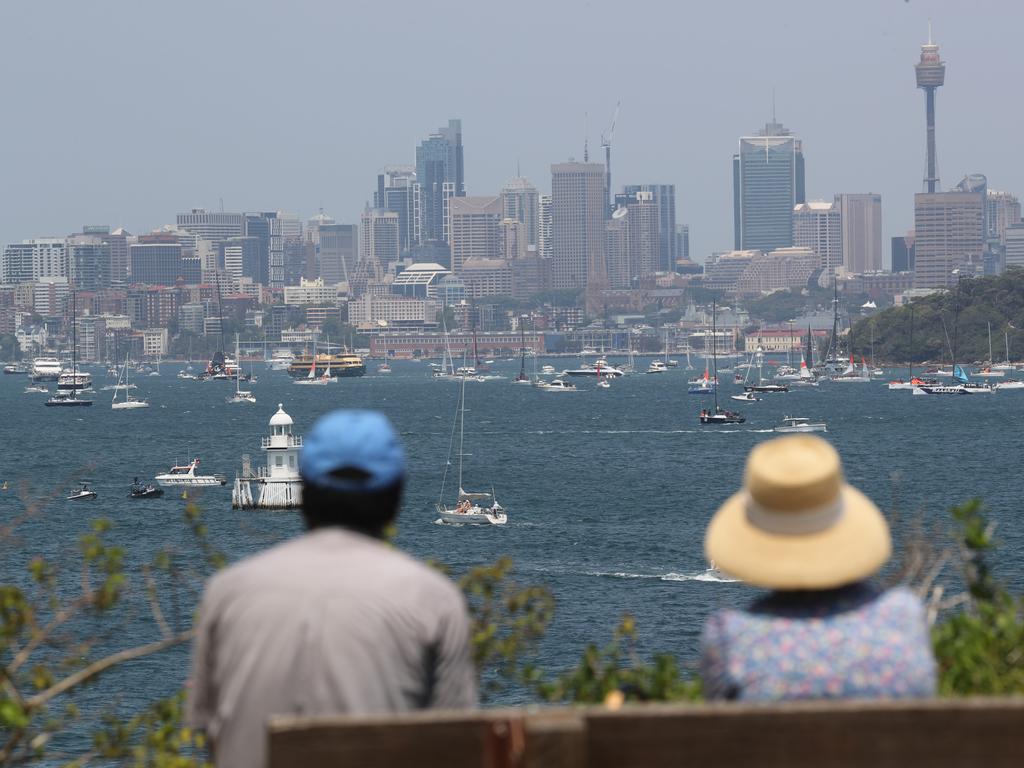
top-left (57, 369), bottom-right (93, 391)
top-left (32, 357), bottom-right (62, 381)
top-left (288, 352), bottom-right (366, 379)
top-left (154, 458), bottom-right (227, 487)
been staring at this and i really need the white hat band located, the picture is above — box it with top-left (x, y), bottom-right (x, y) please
top-left (745, 493), bottom-right (844, 535)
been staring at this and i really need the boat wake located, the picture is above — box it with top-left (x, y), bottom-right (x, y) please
top-left (585, 569), bottom-right (738, 583)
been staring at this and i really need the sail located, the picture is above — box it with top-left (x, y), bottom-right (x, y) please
top-left (842, 355), bottom-right (855, 377)
top-left (861, 356), bottom-right (870, 377)
top-left (799, 355), bottom-right (812, 379)
top-left (953, 365), bottom-right (970, 384)
top-left (458, 488), bottom-right (492, 500)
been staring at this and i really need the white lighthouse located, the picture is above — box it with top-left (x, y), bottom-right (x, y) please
top-left (232, 403), bottom-right (303, 509)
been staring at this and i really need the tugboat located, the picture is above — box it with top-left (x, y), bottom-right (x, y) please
top-left (67, 483), bottom-right (97, 501)
top-left (128, 477), bottom-right (164, 498)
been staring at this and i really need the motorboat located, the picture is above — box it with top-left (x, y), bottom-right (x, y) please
top-left (597, 379), bottom-right (610, 389)
top-left (3, 364), bottom-right (28, 375)
top-left (888, 376), bottom-right (936, 391)
top-left (544, 378), bottom-right (578, 392)
top-left (774, 416), bottom-right (827, 433)
top-left (646, 360), bottom-right (668, 374)
top-left (774, 365), bottom-right (800, 381)
top-left (541, 365), bottom-right (557, 375)
top-left (57, 369), bottom-right (93, 391)
top-left (32, 357), bottom-right (62, 381)
top-left (562, 360), bottom-right (624, 377)
top-left (745, 382), bottom-right (789, 394)
top-left (67, 483), bottom-right (97, 501)
top-left (24, 385), bottom-right (49, 394)
top-left (154, 458), bottom-right (227, 487)
top-left (972, 367), bottom-right (1005, 378)
top-left (128, 478), bottom-right (164, 499)
top-left (269, 349), bottom-right (295, 371)
top-left (731, 391), bottom-right (759, 402)
top-left (177, 366), bottom-right (197, 380)
top-left (995, 379), bottom-right (1024, 391)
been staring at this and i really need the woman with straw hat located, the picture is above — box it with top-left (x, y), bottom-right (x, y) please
top-left (700, 435), bottom-right (936, 701)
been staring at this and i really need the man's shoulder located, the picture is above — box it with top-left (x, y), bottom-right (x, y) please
top-left (204, 529), bottom-right (463, 607)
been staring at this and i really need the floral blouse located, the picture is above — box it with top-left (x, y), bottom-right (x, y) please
top-left (700, 582), bottom-right (937, 701)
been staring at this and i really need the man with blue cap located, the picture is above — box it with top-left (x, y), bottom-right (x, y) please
top-left (187, 410), bottom-right (477, 768)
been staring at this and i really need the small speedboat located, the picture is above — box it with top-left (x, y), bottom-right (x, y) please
top-left (774, 416), bottom-right (827, 433)
top-left (129, 478), bottom-right (165, 499)
top-left (544, 378), bottom-right (578, 392)
top-left (745, 383), bottom-right (789, 394)
top-left (597, 379), bottom-right (611, 389)
top-left (541, 365), bottom-right (557, 375)
top-left (731, 391), bottom-right (759, 402)
top-left (646, 360), bottom-right (668, 374)
top-left (24, 385), bottom-right (49, 394)
top-left (68, 483), bottom-right (97, 501)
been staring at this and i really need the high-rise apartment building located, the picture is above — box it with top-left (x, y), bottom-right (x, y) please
top-left (220, 236), bottom-right (263, 284)
top-left (538, 195), bottom-right (553, 259)
top-left (622, 184), bottom-right (676, 271)
top-left (913, 191), bottom-right (985, 288)
top-left (733, 120), bottom-right (805, 252)
top-left (415, 119), bottom-right (464, 244)
top-left (102, 227), bottom-right (130, 285)
top-left (986, 190), bottom-right (1021, 245)
top-left (374, 166), bottom-right (417, 255)
top-left (551, 161), bottom-right (607, 290)
top-left (793, 201), bottom-right (842, 274)
top-left (67, 234), bottom-right (111, 291)
top-left (1, 238), bottom-right (67, 284)
top-left (837, 193), bottom-right (883, 273)
top-left (605, 208), bottom-right (630, 289)
top-left (501, 177), bottom-right (540, 250)
top-left (448, 196), bottom-right (503, 272)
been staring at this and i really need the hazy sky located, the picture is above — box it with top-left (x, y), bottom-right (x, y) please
top-left (0, 0), bottom-right (1019, 262)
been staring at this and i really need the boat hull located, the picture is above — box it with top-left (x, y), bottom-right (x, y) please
top-left (436, 507), bottom-right (507, 525)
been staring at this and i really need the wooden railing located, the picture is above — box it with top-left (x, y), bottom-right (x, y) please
top-left (268, 697), bottom-right (1024, 768)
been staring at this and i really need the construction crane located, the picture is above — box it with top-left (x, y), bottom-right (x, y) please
top-left (600, 101), bottom-right (621, 216)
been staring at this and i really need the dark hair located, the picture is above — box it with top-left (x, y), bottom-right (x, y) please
top-left (300, 475), bottom-right (403, 536)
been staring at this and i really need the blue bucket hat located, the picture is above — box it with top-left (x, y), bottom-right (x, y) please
top-left (300, 410), bottom-right (406, 493)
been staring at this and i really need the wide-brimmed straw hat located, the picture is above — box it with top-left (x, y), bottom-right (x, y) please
top-left (705, 435), bottom-right (891, 590)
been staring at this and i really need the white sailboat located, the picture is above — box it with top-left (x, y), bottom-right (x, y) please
top-left (436, 376), bottom-right (507, 525)
top-left (227, 335), bottom-right (256, 404)
top-left (294, 350), bottom-right (329, 385)
top-left (111, 352), bottom-right (149, 410)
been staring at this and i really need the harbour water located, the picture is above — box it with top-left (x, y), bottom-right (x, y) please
top-left (4, 359), bottom-right (1024, 726)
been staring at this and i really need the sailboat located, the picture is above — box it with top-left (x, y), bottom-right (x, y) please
top-left (294, 350), bottom-right (328, 385)
top-left (973, 323), bottom-right (1005, 377)
top-left (869, 323), bottom-right (884, 376)
top-left (111, 352), bottom-right (149, 409)
top-left (513, 325), bottom-right (530, 384)
top-left (227, 335), bottom-right (256, 403)
top-left (993, 328), bottom-right (1015, 371)
top-left (700, 302), bottom-right (744, 425)
top-left (378, 336), bottom-right (392, 374)
top-left (744, 346), bottom-right (789, 393)
top-left (435, 376), bottom-right (507, 525)
top-left (46, 289), bottom-right (92, 407)
top-left (915, 278), bottom-right (993, 395)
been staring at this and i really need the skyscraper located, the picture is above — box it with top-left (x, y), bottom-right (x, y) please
top-left (733, 120), bottom-right (805, 252)
top-left (374, 166), bottom-right (417, 255)
top-left (357, 209), bottom-right (398, 290)
top-left (537, 195), bottom-right (553, 259)
top-left (317, 224), bottom-right (357, 286)
top-left (415, 119), bottom-right (464, 245)
top-left (500, 177), bottom-right (539, 250)
top-left (986, 190), bottom-right (1021, 245)
top-left (793, 201), bottom-right (842, 274)
top-left (913, 191), bottom-right (984, 288)
top-left (915, 26), bottom-right (945, 193)
top-left (551, 161), bottom-right (606, 290)
top-left (837, 193), bottom-right (883, 273)
top-left (448, 196), bottom-right (503, 272)
top-left (623, 184), bottom-right (676, 270)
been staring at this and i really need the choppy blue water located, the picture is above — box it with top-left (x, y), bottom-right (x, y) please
top-left (4, 359), bottom-right (1024, 741)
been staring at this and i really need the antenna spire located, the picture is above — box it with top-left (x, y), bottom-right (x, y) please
top-left (772, 88), bottom-right (776, 122)
top-left (584, 112), bottom-right (589, 162)
top-left (928, 18), bottom-right (933, 44)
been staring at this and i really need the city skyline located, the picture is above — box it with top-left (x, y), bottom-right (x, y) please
top-left (0, 1), bottom-right (1020, 263)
